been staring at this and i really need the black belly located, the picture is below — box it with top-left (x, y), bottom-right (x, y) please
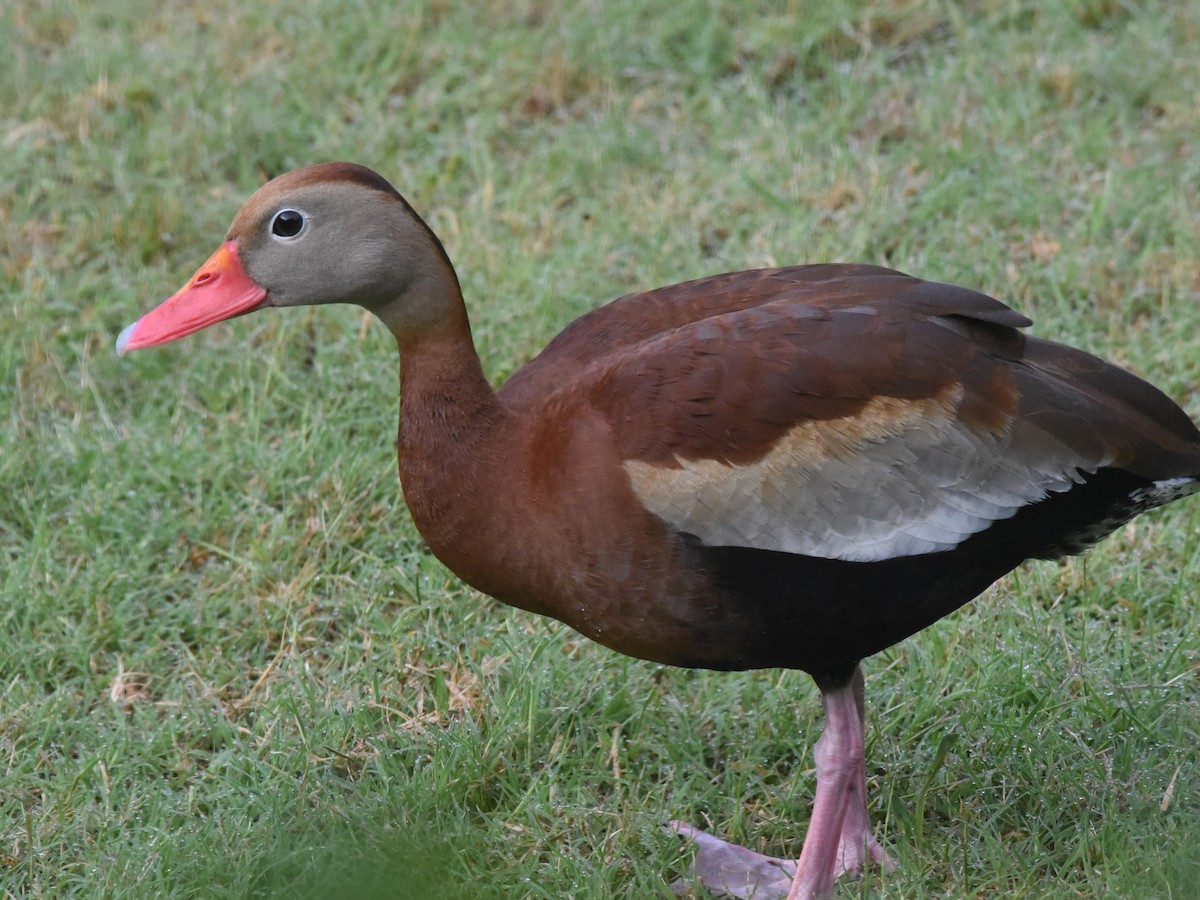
top-left (684, 468), bottom-right (1158, 681)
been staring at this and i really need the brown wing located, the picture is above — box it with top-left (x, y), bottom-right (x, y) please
top-left (499, 265), bottom-right (1017, 406)
top-left (520, 266), bottom-right (1199, 562)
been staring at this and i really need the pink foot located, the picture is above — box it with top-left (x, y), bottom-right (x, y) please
top-left (670, 668), bottom-right (892, 900)
top-left (834, 771), bottom-right (895, 877)
top-left (670, 819), bottom-right (891, 899)
top-left (669, 821), bottom-right (795, 899)
top-left (836, 829), bottom-right (894, 877)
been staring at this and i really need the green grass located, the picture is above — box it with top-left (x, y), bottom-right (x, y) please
top-left (4, 0), bottom-right (1200, 896)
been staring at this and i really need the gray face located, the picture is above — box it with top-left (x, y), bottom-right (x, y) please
top-left (224, 170), bottom-right (461, 338)
top-left (233, 181), bottom-right (416, 312)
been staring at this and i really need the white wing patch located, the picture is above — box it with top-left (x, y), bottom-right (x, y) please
top-left (624, 389), bottom-right (1107, 562)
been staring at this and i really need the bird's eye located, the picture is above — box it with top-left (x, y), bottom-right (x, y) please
top-left (270, 209), bottom-right (306, 239)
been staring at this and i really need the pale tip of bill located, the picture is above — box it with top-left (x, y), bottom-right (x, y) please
top-left (115, 320), bottom-right (140, 357)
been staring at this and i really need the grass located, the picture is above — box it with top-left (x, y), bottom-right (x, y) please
top-left (4, 0), bottom-right (1200, 896)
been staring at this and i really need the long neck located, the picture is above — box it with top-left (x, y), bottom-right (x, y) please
top-left (393, 311), bottom-right (514, 589)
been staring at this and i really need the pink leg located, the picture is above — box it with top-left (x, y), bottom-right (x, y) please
top-left (671, 666), bottom-right (891, 900)
top-left (832, 667), bottom-right (893, 876)
top-left (786, 671), bottom-right (896, 896)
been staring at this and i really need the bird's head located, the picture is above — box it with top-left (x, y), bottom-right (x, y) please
top-left (117, 162), bottom-right (460, 355)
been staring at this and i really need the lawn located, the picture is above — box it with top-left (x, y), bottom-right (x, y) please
top-left (4, 0), bottom-right (1200, 896)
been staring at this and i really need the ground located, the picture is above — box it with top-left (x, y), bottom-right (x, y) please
top-left (3, 1), bottom-right (1200, 896)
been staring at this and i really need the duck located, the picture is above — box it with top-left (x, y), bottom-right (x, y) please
top-left (117, 162), bottom-right (1200, 900)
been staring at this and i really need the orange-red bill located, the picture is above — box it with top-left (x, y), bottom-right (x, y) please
top-left (116, 241), bottom-right (268, 356)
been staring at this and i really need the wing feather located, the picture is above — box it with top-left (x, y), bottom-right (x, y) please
top-left (515, 266), bottom-right (1199, 562)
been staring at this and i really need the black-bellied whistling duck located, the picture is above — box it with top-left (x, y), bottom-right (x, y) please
top-left (118, 163), bottom-right (1200, 900)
